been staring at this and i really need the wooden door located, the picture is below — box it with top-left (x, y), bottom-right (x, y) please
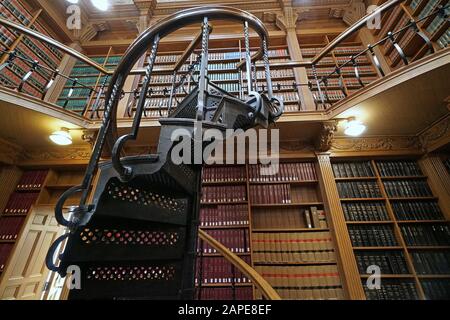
top-left (0, 205), bottom-right (64, 300)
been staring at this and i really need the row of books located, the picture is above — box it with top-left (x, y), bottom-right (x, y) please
top-left (377, 160), bottom-right (422, 177)
top-left (0, 244), bottom-right (14, 271)
top-left (306, 65), bottom-right (374, 77)
top-left (198, 229), bottom-right (250, 254)
top-left (436, 29), bottom-right (449, 49)
top-left (301, 45), bottom-right (363, 57)
top-left (0, 216), bottom-right (25, 240)
top-left (421, 279), bottom-right (450, 300)
top-left (195, 256), bottom-right (251, 284)
top-left (249, 184), bottom-right (300, 205)
top-left (202, 166), bottom-right (246, 182)
top-left (400, 224), bottom-right (450, 246)
top-left (255, 265), bottom-right (343, 300)
top-left (274, 91), bottom-right (299, 103)
top-left (363, 279), bottom-right (419, 300)
top-left (252, 231), bottom-right (335, 263)
top-left (3, 192), bottom-right (39, 214)
top-left (342, 202), bottom-right (389, 221)
top-left (248, 163), bottom-right (317, 182)
top-left (335, 55), bottom-right (370, 65)
top-left (250, 183), bottom-right (319, 205)
top-left (252, 207), bottom-right (327, 230)
top-left (201, 185), bottom-right (247, 203)
top-left (332, 161), bottom-right (374, 178)
top-left (383, 180), bottom-right (432, 198)
top-left (199, 205), bottom-right (249, 227)
top-left (60, 87), bottom-right (93, 98)
top-left (411, 251), bottom-right (450, 275)
top-left (197, 287), bottom-right (253, 300)
top-left (348, 225), bottom-right (398, 247)
top-left (336, 181), bottom-right (382, 198)
top-left (243, 69), bottom-right (295, 80)
top-left (314, 90), bottom-right (346, 101)
top-left (355, 251), bottom-right (409, 274)
top-left (425, 5), bottom-right (449, 36)
top-left (153, 49), bottom-right (289, 64)
top-left (17, 170), bottom-right (47, 189)
top-left (391, 200), bottom-right (443, 221)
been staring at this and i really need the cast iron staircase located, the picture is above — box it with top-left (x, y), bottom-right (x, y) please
top-left (46, 6), bottom-right (283, 300)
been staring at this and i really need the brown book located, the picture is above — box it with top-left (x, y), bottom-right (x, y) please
top-left (304, 209), bottom-right (313, 228)
top-left (310, 206), bottom-right (321, 228)
top-left (317, 210), bottom-right (328, 229)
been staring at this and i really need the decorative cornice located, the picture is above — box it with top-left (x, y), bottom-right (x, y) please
top-left (280, 139), bottom-right (314, 152)
top-left (0, 138), bottom-right (23, 165)
top-left (331, 136), bottom-right (421, 153)
top-left (20, 146), bottom-right (92, 163)
top-left (342, 0), bottom-right (366, 26)
top-left (418, 113), bottom-right (450, 152)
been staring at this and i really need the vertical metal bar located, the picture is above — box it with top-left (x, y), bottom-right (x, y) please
top-left (387, 31), bottom-right (408, 65)
top-left (262, 37), bottom-right (273, 99)
top-left (90, 75), bottom-right (109, 119)
top-left (168, 70), bottom-right (177, 114)
top-left (312, 64), bottom-right (325, 108)
top-left (351, 56), bottom-right (364, 87)
top-left (42, 68), bottom-right (59, 100)
top-left (197, 17), bottom-right (210, 121)
top-left (63, 78), bottom-right (77, 109)
top-left (244, 21), bottom-right (253, 94)
top-left (368, 45), bottom-right (385, 77)
top-left (18, 60), bottom-right (38, 92)
top-left (238, 40), bottom-right (244, 100)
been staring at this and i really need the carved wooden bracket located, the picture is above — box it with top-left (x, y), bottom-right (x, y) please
top-left (315, 121), bottom-right (338, 152)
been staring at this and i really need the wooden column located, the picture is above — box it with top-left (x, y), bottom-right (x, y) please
top-left (276, 8), bottom-right (315, 111)
top-left (44, 42), bottom-right (82, 103)
top-left (419, 155), bottom-right (450, 220)
top-left (316, 152), bottom-right (366, 300)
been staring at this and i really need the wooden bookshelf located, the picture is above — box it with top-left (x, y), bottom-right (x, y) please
top-left (332, 158), bottom-right (450, 300)
top-left (248, 161), bottom-right (344, 300)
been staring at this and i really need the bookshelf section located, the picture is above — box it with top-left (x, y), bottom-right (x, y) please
top-left (373, 0), bottom-right (449, 70)
top-left (57, 51), bottom-right (121, 115)
top-left (134, 44), bottom-right (300, 118)
top-left (300, 35), bottom-right (378, 108)
top-left (196, 165), bottom-right (253, 300)
top-left (332, 158), bottom-right (450, 300)
top-left (0, 0), bottom-right (63, 98)
top-left (249, 162), bottom-right (344, 300)
top-left (0, 169), bottom-right (48, 274)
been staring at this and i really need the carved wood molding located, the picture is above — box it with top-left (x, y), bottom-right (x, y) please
top-left (418, 113), bottom-right (450, 152)
top-left (331, 135), bottom-right (421, 153)
top-left (0, 138), bottom-right (23, 165)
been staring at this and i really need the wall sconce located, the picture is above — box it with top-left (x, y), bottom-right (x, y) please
top-left (336, 116), bottom-right (367, 137)
top-left (50, 128), bottom-right (73, 146)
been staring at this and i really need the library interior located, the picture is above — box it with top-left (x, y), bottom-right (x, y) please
top-left (0, 0), bottom-right (449, 301)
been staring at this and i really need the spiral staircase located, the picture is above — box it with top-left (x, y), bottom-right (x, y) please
top-left (45, 7), bottom-right (283, 300)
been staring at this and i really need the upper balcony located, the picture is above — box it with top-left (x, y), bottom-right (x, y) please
top-left (0, 0), bottom-right (449, 153)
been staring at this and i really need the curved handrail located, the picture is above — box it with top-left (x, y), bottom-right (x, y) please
top-left (198, 229), bottom-right (281, 300)
top-left (0, 17), bottom-right (109, 75)
top-left (311, 0), bottom-right (404, 64)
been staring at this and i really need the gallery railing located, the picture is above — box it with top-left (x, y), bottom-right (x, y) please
top-left (0, 0), bottom-right (448, 116)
